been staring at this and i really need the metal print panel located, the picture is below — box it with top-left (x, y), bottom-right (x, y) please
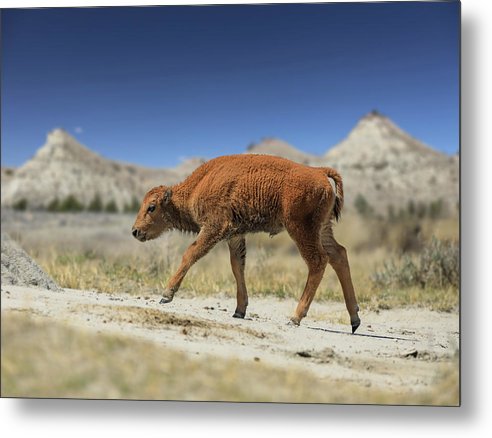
top-left (1, 1), bottom-right (460, 405)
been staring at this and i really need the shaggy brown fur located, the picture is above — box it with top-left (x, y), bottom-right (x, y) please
top-left (132, 154), bottom-right (360, 332)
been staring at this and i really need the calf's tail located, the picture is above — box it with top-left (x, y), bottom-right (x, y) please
top-left (324, 167), bottom-right (344, 222)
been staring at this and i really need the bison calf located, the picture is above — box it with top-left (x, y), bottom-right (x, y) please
top-left (132, 154), bottom-right (360, 333)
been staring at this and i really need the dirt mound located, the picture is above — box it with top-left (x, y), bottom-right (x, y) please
top-left (80, 303), bottom-right (270, 340)
top-left (1, 233), bottom-right (61, 291)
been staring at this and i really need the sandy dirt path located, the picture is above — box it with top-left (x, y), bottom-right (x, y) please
top-left (1, 285), bottom-right (459, 392)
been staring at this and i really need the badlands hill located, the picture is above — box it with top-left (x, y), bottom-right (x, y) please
top-left (247, 137), bottom-right (320, 165)
top-left (323, 111), bottom-right (459, 214)
top-left (1, 129), bottom-right (186, 211)
top-left (1, 112), bottom-right (458, 215)
top-left (248, 111), bottom-right (459, 215)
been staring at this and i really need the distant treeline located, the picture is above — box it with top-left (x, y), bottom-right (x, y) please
top-left (12, 192), bottom-right (455, 219)
top-left (12, 194), bottom-right (141, 213)
top-left (354, 193), bottom-right (455, 220)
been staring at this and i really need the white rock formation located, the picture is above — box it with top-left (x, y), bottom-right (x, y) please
top-left (323, 111), bottom-right (459, 214)
top-left (247, 137), bottom-right (321, 165)
top-left (1, 129), bottom-right (184, 211)
top-left (1, 113), bottom-right (458, 216)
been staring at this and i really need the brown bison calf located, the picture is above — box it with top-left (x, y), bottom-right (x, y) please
top-left (132, 154), bottom-right (361, 333)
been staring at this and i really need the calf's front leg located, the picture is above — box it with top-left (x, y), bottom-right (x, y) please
top-left (228, 235), bottom-right (248, 318)
top-left (160, 228), bottom-right (222, 304)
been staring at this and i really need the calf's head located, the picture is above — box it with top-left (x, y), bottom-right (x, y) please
top-left (132, 186), bottom-right (173, 242)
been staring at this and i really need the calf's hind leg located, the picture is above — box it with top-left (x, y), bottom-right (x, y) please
top-left (321, 222), bottom-right (361, 333)
top-left (228, 235), bottom-right (248, 318)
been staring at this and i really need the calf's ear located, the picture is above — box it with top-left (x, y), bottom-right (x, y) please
top-left (163, 188), bottom-right (172, 205)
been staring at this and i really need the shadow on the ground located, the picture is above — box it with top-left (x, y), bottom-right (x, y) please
top-left (306, 325), bottom-right (417, 342)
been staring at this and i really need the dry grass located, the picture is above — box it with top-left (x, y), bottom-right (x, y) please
top-left (1, 312), bottom-right (459, 405)
top-left (35, 237), bottom-right (458, 312)
top-left (3, 211), bottom-right (459, 312)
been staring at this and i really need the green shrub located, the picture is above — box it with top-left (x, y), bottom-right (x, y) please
top-left (407, 200), bottom-right (416, 217)
top-left (416, 202), bottom-right (427, 219)
top-left (59, 195), bottom-right (84, 212)
top-left (12, 198), bottom-right (28, 211)
top-left (105, 200), bottom-right (118, 213)
top-left (47, 198), bottom-right (60, 212)
top-left (429, 199), bottom-right (444, 219)
top-left (88, 194), bottom-right (103, 212)
top-left (387, 204), bottom-right (396, 222)
top-left (124, 197), bottom-right (140, 213)
top-left (372, 237), bottom-right (459, 290)
top-left (354, 194), bottom-right (374, 217)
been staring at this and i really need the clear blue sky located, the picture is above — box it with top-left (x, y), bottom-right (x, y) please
top-left (1, 2), bottom-right (460, 168)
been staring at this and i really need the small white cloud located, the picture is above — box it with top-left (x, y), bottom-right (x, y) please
top-left (74, 127), bottom-right (83, 134)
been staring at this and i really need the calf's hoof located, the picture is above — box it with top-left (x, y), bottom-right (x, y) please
top-left (160, 290), bottom-right (174, 304)
top-left (232, 310), bottom-right (245, 319)
top-left (351, 316), bottom-right (361, 334)
top-left (287, 317), bottom-right (300, 327)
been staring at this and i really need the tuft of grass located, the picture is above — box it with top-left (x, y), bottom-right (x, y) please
top-left (1, 312), bottom-right (459, 405)
top-left (372, 238), bottom-right (459, 290)
top-left (40, 251), bottom-right (174, 295)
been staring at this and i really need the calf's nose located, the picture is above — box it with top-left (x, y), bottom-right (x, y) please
top-left (132, 228), bottom-right (139, 238)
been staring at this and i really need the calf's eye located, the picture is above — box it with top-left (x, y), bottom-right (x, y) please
top-left (147, 205), bottom-right (156, 213)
